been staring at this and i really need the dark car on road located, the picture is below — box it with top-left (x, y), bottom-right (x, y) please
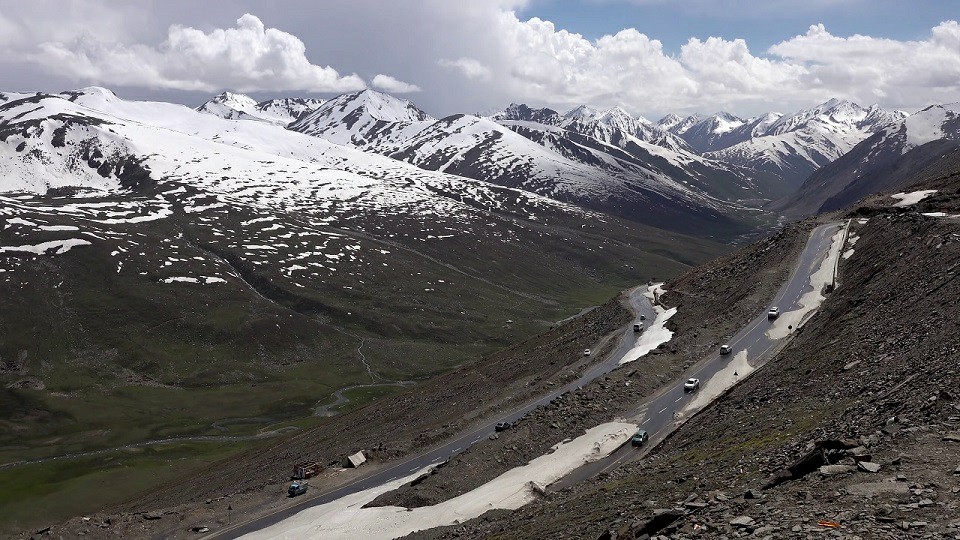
top-left (495, 421), bottom-right (513, 432)
top-left (288, 481), bottom-right (308, 497)
top-left (631, 429), bottom-right (649, 447)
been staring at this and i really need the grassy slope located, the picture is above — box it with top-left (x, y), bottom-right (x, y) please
top-left (0, 185), bottom-right (728, 531)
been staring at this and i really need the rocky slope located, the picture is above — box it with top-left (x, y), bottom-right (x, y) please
top-left (13, 217), bottom-right (814, 540)
top-left (411, 153), bottom-right (960, 539)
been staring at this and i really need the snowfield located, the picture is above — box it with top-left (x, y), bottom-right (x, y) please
top-left (891, 190), bottom-right (937, 207)
top-left (903, 103), bottom-right (960, 150)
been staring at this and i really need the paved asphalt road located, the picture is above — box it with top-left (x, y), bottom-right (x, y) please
top-left (212, 222), bottom-right (841, 539)
top-left (553, 221), bottom-right (843, 487)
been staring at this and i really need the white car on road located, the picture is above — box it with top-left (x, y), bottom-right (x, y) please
top-left (683, 378), bottom-right (701, 392)
top-left (583, 349), bottom-right (591, 356)
top-left (719, 345), bottom-right (732, 355)
top-left (768, 306), bottom-right (780, 319)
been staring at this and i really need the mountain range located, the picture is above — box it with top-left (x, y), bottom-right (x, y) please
top-left (659, 99), bottom-right (908, 186)
top-left (190, 89), bottom-right (923, 230)
top-left (773, 102), bottom-right (960, 216)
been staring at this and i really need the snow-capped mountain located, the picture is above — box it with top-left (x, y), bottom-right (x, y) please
top-left (557, 105), bottom-right (691, 154)
top-left (196, 91), bottom-right (325, 125)
top-left (289, 89), bottom-right (432, 146)
top-left (704, 99), bottom-right (907, 186)
top-left (772, 102), bottom-right (960, 216)
top-left (670, 112), bottom-right (747, 153)
top-left (291, 91), bottom-right (775, 236)
top-left (2, 88), bottom-right (711, 332)
top-left (657, 113), bottom-right (704, 136)
top-left (489, 103), bottom-right (561, 125)
top-left (196, 91), bottom-right (270, 123)
top-left (254, 97), bottom-right (327, 124)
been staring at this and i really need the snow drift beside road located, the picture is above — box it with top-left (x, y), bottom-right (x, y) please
top-left (619, 283), bottom-right (676, 365)
top-left (683, 350), bottom-right (754, 414)
top-left (767, 226), bottom-right (844, 340)
top-left (240, 422), bottom-right (636, 540)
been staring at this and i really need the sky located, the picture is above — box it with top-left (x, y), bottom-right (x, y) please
top-left (0, 0), bottom-right (958, 119)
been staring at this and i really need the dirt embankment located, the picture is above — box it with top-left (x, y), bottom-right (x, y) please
top-left (415, 202), bottom-right (960, 537)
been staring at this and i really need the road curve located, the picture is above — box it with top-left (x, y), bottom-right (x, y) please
top-left (553, 221), bottom-right (843, 486)
top-left (211, 222), bottom-right (841, 539)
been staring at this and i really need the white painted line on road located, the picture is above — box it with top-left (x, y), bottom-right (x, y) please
top-left (658, 407), bottom-right (667, 414)
top-left (674, 396), bottom-right (683, 403)
top-left (640, 418), bottom-right (649, 425)
top-left (452, 447), bottom-right (462, 453)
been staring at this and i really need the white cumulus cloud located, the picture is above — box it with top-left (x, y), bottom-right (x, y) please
top-left (0, 1), bottom-right (956, 117)
top-left (30, 13), bottom-right (365, 93)
top-left (441, 9), bottom-right (960, 115)
top-left (438, 57), bottom-right (492, 81)
top-left (371, 74), bottom-right (421, 93)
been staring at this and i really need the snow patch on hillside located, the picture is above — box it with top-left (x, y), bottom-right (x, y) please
top-left (891, 190), bottom-right (937, 207)
top-left (903, 103), bottom-right (960, 150)
top-left (0, 238), bottom-right (90, 255)
top-left (683, 349), bottom-right (754, 413)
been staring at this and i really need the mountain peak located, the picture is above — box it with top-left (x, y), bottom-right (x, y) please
top-left (491, 103), bottom-right (561, 125)
top-left (332, 88), bottom-right (432, 123)
top-left (211, 91), bottom-right (258, 109)
top-left (818, 97), bottom-right (856, 110)
top-left (705, 112), bottom-right (745, 135)
top-left (658, 113), bottom-right (682, 124)
top-left (563, 104), bottom-right (598, 120)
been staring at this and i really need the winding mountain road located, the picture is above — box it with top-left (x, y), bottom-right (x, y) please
top-left (211, 221), bottom-right (843, 539)
top-left (554, 221), bottom-right (843, 486)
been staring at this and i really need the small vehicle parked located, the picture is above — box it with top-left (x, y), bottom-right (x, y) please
top-left (633, 323), bottom-right (643, 332)
top-left (719, 345), bottom-right (732, 355)
top-left (495, 421), bottom-right (513, 432)
top-left (631, 429), bottom-right (649, 447)
top-left (583, 349), bottom-right (591, 356)
top-left (683, 378), bottom-right (701, 392)
top-left (768, 306), bottom-right (780, 319)
top-left (288, 481), bottom-right (308, 497)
